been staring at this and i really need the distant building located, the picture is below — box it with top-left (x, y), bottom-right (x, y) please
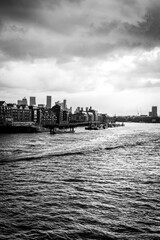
top-left (63, 99), bottom-right (67, 109)
top-left (21, 97), bottom-right (27, 105)
top-left (71, 111), bottom-right (88, 122)
top-left (46, 96), bottom-right (52, 108)
top-left (52, 100), bottom-right (71, 124)
top-left (17, 97), bottom-right (28, 106)
top-left (152, 106), bottom-right (157, 117)
top-left (72, 106), bottom-right (98, 123)
top-left (0, 101), bottom-right (7, 125)
top-left (140, 115), bottom-right (148, 117)
top-left (41, 109), bottom-right (56, 126)
top-left (6, 105), bottom-right (32, 122)
top-left (76, 107), bottom-right (80, 113)
top-left (38, 104), bottom-right (45, 109)
top-left (30, 96), bottom-right (36, 106)
top-left (29, 106), bottom-right (41, 123)
top-left (0, 101), bottom-right (7, 112)
top-left (88, 108), bottom-right (98, 121)
top-left (87, 112), bottom-right (94, 122)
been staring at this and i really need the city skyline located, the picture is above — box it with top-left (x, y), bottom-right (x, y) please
top-left (0, 0), bottom-right (160, 115)
top-left (1, 96), bottom-right (159, 117)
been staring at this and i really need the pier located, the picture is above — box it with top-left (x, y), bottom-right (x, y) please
top-left (43, 120), bottom-right (124, 134)
top-left (43, 121), bottom-right (99, 134)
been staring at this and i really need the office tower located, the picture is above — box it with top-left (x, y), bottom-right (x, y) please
top-left (152, 106), bottom-right (157, 117)
top-left (22, 97), bottom-right (28, 105)
top-left (46, 96), bottom-right (52, 108)
top-left (17, 97), bottom-right (27, 106)
top-left (63, 99), bottom-right (67, 109)
top-left (30, 96), bottom-right (36, 106)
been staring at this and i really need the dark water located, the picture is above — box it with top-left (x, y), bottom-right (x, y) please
top-left (0, 123), bottom-right (160, 240)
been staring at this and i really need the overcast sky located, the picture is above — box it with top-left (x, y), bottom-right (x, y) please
top-left (0, 0), bottom-right (160, 115)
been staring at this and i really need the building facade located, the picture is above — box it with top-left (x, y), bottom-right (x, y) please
top-left (52, 101), bottom-right (70, 125)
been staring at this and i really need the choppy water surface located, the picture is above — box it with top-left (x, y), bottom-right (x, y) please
top-left (0, 123), bottom-right (160, 240)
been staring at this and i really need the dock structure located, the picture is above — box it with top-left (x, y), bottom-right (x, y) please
top-left (0, 124), bottom-right (41, 133)
top-left (43, 121), bottom-right (108, 134)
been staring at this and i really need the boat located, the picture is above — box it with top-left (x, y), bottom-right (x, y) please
top-left (50, 128), bottom-right (75, 134)
top-left (85, 124), bottom-right (104, 130)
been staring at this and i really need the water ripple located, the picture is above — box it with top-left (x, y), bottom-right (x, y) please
top-left (0, 123), bottom-right (160, 239)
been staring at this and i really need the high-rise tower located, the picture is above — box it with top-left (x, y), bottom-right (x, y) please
top-left (152, 106), bottom-right (157, 117)
top-left (30, 96), bottom-right (36, 106)
top-left (46, 96), bottom-right (52, 108)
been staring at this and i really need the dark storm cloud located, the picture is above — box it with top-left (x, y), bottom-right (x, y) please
top-left (0, 0), bottom-right (65, 30)
top-left (0, 0), bottom-right (60, 15)
top-left (0, 0), bottom-right (160, 61)
top-left (89, 0), bottom-right (160, 51)
top-left (0, 0), bottom-right (82, 19)
top-left (0, 0), bottom-right (46, 24)
top-left (0, 0), bottom-right (84, 32)
top-left (125, 5), bottom-right (160, 49)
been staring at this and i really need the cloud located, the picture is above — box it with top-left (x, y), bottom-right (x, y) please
top-left (98, 47), bottom-right (160, 92)
top-left (0, 0), bottom-right (160, 62)
top-left (0, 58), bottom-right (102, 94)
top-left (1, 0), bottom-right (160, 115)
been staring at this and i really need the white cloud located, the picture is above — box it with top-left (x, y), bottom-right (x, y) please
top-left (1, 0), bottom-right (160, 114)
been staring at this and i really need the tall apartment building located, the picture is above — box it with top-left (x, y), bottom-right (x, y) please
top-left (46, 96), bottom-right (52, 108)
top-left (30, 96), bottom-right (36, 106)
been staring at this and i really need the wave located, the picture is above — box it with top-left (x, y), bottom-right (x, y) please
top-left (53, 151), bottom-right (85, 157)
top-left (63, 178), bottom-right (85, 183)
top-left (0, 140), bottom-right (147, 164)
top-left (104, 140), bottom-right (151, 151)
top-left (0, 135), bottom-right (159, 165)
top-left (0, 150), bottom-right (86, 165)
top-left (105, 145), bottom-right (125, 150)
top-left (2, 229), bottom-right (118, 240)
top-left (13, 149), bottom-right (29, 153)
top-left (117, 224), bottom-right (145, 233)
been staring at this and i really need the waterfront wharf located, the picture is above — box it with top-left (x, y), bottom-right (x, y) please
top-left (43, 121), bottom-right (102, 133)
top-left (42, 121), bottom-right (119, 134)
top-left (43, 121), bottom-right (101, 128)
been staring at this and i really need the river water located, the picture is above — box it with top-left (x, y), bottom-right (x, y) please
top-left (0, 123), bottom-right (160, 240)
